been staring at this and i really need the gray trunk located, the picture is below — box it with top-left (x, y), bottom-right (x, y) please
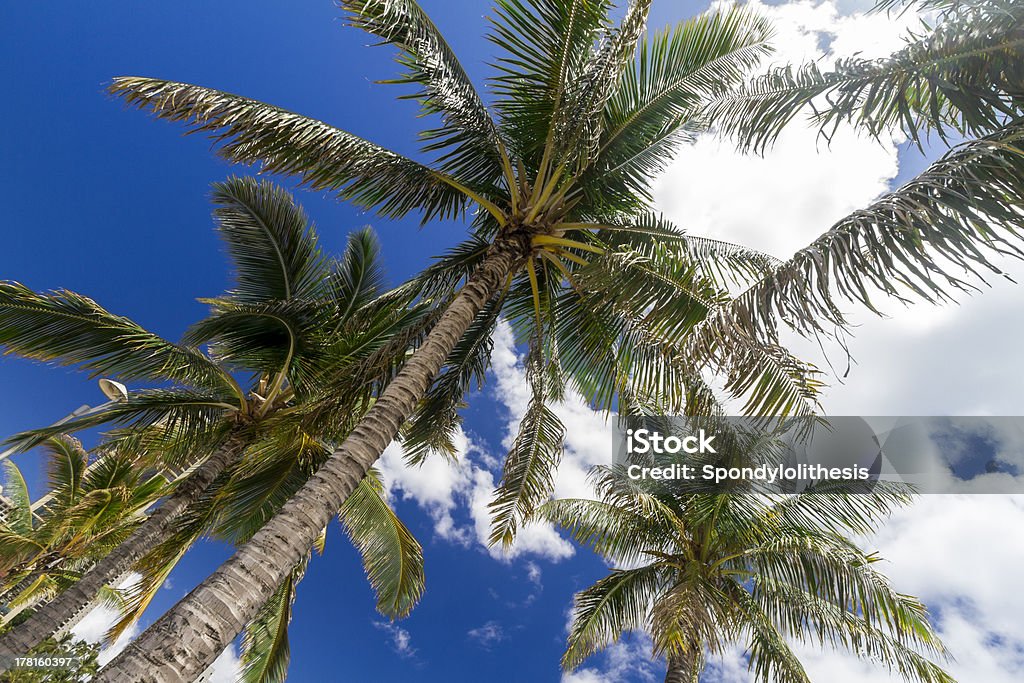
top-left (664, 646), bottom-right (703, 683)
top-left (0, 433), bottom-right (248, 667)
top-left (96, 242), bottom-right (524, 682)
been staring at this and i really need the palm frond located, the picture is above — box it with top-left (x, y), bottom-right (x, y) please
top-left (43, 435), bottom-right (88, 508)
top-left (488, 0), bottom-right (612, 166)
top-left (588, 7), bottom-right (774, 207)
top-left (682, 123), bottom-right (1024, 375)
top-left (705, 1), bottom-right (1024, 151)
top-left (210, 176), bottom-right (330, 303)
top-left (1, 461), bottom-right (33, 535)
top-left (330, 227), bottom-right (387, 325)
top-left (239, 558), bottom-right (306, 683)
top-left (5, 388), bottom-right (236, 453)
top-left (552, 0), bottom-right (653, 169)
top-left (108, 78), bottom-right (467, 221)
top-left (341, 0), bottom-right (508, 189)
top-left (0, 281), bottom-right (231, 392)
top-left (563, 564), bottom-right (664, 669)
top-left (536, 497), bottom-right (676, 565)
top-left (338, 469), bottom-right (425, 619)
top-left (488, 348), bottom-right (565, 547)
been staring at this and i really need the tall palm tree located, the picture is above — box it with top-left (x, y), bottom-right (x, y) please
top-left (0, 177), bottom-right (429, 667)
top-left (94, 0), bottom-right (1024, 678)
top-left (539, 458), bottom-right (952, 683)
top-left (0, 436), bottom-right (165, 624)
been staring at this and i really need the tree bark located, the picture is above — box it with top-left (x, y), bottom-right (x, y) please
top-left (664, 646), bottom-right (703, 683)
top-left (97, 241), bottom-right (525, 682)
top-left (0, 432), bottom-right (249, 667)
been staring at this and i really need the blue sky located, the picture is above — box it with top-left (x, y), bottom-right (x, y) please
top-left (4, 2), bottom-right (1024, 682)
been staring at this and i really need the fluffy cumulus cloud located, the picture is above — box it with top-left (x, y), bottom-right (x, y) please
top-left (561, 635), bottom-right (659, 683)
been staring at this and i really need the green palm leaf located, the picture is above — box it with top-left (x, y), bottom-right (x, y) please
top-left (0, 281), bottom-right (231, 392)
top-left (1, 461), bottom-right (33, 535)
top-left (682, 123), bottom-right (1024, 361)
top-left (488, 375), bottom-right (566, 547)
top-left (705, 0), bottom-right (1024, 151)
top-left (337, 469), bottom-right (425, 619)
top-left (563, 564), bottom-right (664, 669)
top-left (108, 78), bottom-right (468, 221)
top-left (211, 176), bottom-right (330, 303)
top-left (239, 561), bottom-right (305, 683)
top-left (489, 0), bottom-right (612, 166)
top-left (43, 436), bottom-right (88, 509)
top-left (341, 0), bottom-right (508, 189)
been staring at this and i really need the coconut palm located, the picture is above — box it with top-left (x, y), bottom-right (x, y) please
top-left (678, 0), bottom-right (1024, 357)
top-left (0, 436), bottom-right (165, 624)
top-left (94, 0), bottom-right (1024, 678)
top-left (539, 457), bottom-right (952, 683)
top-left (0, 177), bottom-right (430, 669)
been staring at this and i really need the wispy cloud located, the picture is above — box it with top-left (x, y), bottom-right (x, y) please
top-left (467, 621), bottom-right (505, 649)
top-left (374, 620), bottom-right (416, 658)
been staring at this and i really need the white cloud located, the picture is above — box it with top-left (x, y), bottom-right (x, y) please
top-left (69, 573), bottom-right (142, 667)
top-left (562, 636), bottom-right (659, 683)
top-left (525, 561), bottom-right (542, 586)
top-left (373, 620), bottom-right (416, 658)
top-left (203, 646), bottom-right (243, 683)
top-left (467, 620), bottom-right (506, 648)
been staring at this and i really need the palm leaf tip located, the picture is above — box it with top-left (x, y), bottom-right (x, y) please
top-left (338, 471), bottom-right (425, 619)
top-left (108, 77), bottom-right (468, 222)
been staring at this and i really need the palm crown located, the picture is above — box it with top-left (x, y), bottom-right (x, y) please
top-left (0, 437), bottom-right (165, 619)
top-left (0, 178), bottom-right (430, 678)
top-left (541, 460), bottom-right (952, 683)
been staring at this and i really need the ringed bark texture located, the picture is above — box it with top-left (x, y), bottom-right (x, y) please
top-left (97, 242), bottom-right (524, 682)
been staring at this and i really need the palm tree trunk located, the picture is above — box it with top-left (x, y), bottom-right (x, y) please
top-left (96, 240), bottom-right (525, 682)
top-left (664, 646), bottom-right (703, 683)
top-left (0, 432), bottom-right (249, 666)
top-left (1, 569), bottom-right (45, 607)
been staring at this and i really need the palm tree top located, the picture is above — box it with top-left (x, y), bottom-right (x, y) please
top-left (541, 462), bottom-right (953, 683)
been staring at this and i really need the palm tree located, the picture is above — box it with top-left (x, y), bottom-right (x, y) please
top-left (0, 177), bottom-right (429, 668)
top-left (539, 456), bottom-right (953, 683)
top-left (95, 0), bottom-right (1024, 678)
top-left (0, 436), bottom-right (165, 625)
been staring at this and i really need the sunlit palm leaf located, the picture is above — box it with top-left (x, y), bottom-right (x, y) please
top-left (1, 461), bottom-right (33, 535)
top-left (705, 0), bottom-right (1024, 151)
top-left (341, 0), bottom-right (508, 189)
top-left (488, 357), bottom-right (565, 547)
top-left (489, 0), bottom-right (612, 166)
top-left (563, 564), bottom-right (664, 669)
top-left (338, 469), bottom-right (425, 619)
top-left (680, 124), bottom-right (1024, 367)
top-left (0, 281), bottom-right (230, 392)
top-left (109, 78), bottom-right (468, 221)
